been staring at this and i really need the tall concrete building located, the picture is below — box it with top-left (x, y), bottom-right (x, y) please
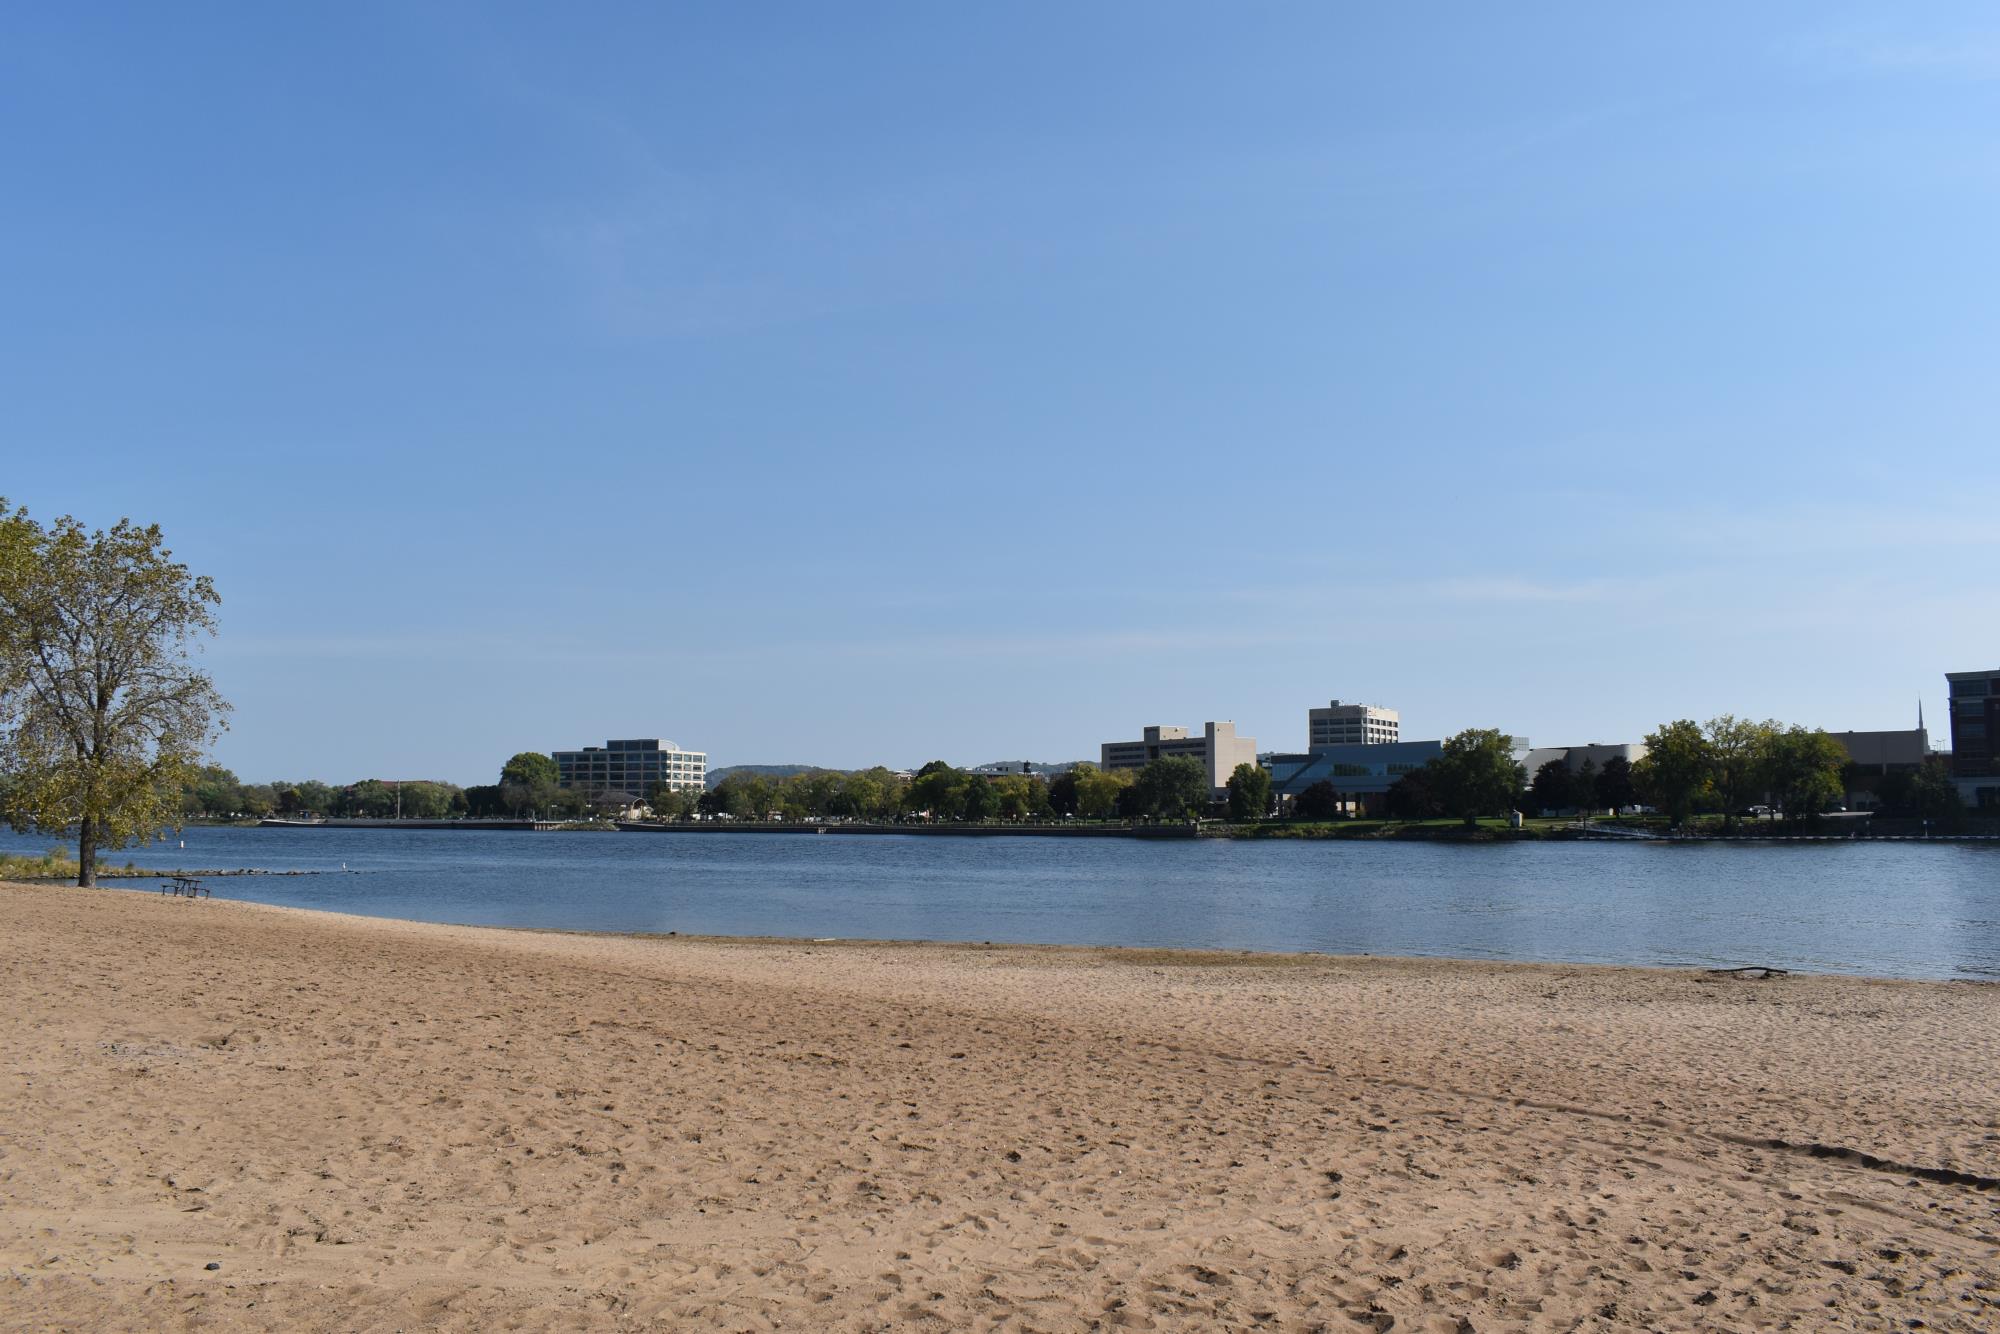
top-left (1946, 669), bottom-right (2000, 807)
top-left (1308, 700), bottom-right (1399, 749)
top-left (553, 738), bottom-right (707, 800)
top-left (1100, 722), bottom-right (1258, 795)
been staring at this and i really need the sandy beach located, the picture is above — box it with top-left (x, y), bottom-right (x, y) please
top-left (2, 882), bottom-right (1996, 1330)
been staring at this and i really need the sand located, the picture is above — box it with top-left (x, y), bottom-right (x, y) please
top-left (1, 882), bottom-right (1996, 1331)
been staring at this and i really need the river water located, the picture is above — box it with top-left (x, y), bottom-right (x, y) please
top-left (4, 826), bottom-right (1996, 980)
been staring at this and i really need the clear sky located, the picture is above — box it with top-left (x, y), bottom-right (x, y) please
top-left (4, 4), bottom-right (1995, 784)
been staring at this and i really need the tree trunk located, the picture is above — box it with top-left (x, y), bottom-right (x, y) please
top-left (77, 814), bottom-right (98, 887)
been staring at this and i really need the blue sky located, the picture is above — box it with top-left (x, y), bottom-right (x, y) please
top-left (4, 4), bottom-right (1995, 783)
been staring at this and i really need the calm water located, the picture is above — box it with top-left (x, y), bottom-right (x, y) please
top-left (5, 825), bottom-right (1997, 980)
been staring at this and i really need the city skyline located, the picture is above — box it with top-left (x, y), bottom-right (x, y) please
top-left (5, 4), bottom-right (1997, 784)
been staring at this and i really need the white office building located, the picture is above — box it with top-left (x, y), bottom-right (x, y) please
top-left (1308, 700), bottom-right (1399, 749)
top-left (553, 738), bottom-right (707, 800)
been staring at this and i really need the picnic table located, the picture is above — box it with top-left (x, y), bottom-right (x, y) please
top-left (161, 875), bottom-right (210, 899)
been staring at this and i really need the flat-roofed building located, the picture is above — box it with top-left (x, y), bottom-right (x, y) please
top-left (1828, 727), bottom-right (1930, 772)
top-left (1264, 739), bottom-right (1443, 813)
top-left (1100, 722), bottom-right (1258, 795)
top-left (1822, 723), bottom-right (1935, 809)
top-left (1518, 741), bottom-right (1648, 778)
top-left (553, 738), bottom-right (707, 802)
top-left (1947, 669), bottom-right (2000, 807)
top-left (1308, 700), bottom-right (1399, 749)
top-left (1267, 734), bottom-right (1533, 815)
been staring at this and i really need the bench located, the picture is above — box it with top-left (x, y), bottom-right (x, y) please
top-left (162, 875), bottom-right (210, 899)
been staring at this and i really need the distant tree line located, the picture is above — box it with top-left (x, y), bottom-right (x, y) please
top-left (654, 756), bottom-right (1215, 824)
top-left (183, 717), bottom-right (1959, 835)
top-left (180, 751), bottom-right (608, 822)
top-left (181, 766), bottom-right (473, 820)
top-left (1629, 715), bottom-right (1960, 829)
top-left (1267, 718), bottom-right (1953, 832)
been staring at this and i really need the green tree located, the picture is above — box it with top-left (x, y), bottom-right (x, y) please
top-left (237, 783), bottom-right (277, 818)
top-left (1873, 768), bottom-right (1915, 816)
top-left (905, 761), bottom-right (966, 821)
top-left (1529, 759), bottom-right (1574, 814)
top-left (1384, 767), bottom-right (1441, 819)
top-left (1225, 762), bottom-right (1272, 821)
top-left (724, 773), bottom-right (774, 820)
top-left (1430, 729), bottom-right (1527, 828)
top-left (463, 783), bottom-right (505, 817)
top-left (1705, 714), bottom-right (1777, 828)
top-left (649, 783), bottom-right (698, 820)
top-left (1023, 775), bottom-right (1052, 818)
top-left (1910, 756), bottom-right (1963, 829)
top-left (291, 780), bottom-right (336, 816)
top-left (835, 767), bottom-right (904, 821)
top-left (0, 503), bottom-right (229, 885)
top-left (989, 773), bottom-right (1050, 820)
top-left (1597, 755), bottom-right (1637, 813)
top-left (1571, 758), bottom-right (1600, 813)
top-left (346, 779), bottom-right (394, 817)
top-left (1293, 779), bottom-right (1341, 820)
top-left (1070, 763), bottom-right (1131, 820)
top-left (394, 781), bottom-right (455, 820)
top-left (795, 770), bottom-right (842, 818)
top-left (1047, 768), bottom-right (1080, 817)
top-left (1762, 726), bottom-right (1847, 824)
top-left (831, 769), bottom-right (877, 819)
top-left (961, 775), bottom-right (997, 821)
top-left (1132, 756), bottom-right (1209, 820)
top-left (496, 751), bottom-right (563, 817)
top-left (182, 764), bottom-right (243, 818)
top-left (1634, 720), bottom-right (1710, 827)
top-left (501, 752), bottom-right (559, 788)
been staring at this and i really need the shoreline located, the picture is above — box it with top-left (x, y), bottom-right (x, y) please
top-left (5, 879), bottom-right (1997, 1329)
top-left (69, 814), bottom-right (2000, 843)
top-left (41, 876), bottom-right (2000, 984)
top-left (268, 901), bottom-right (2000, 987)
top-left (28, 874), bottom-right (2000, 984)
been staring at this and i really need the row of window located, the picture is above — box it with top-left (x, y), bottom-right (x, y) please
top-left (564, 760), bottom-right (704, 767)
top-left (592, 761), bottom-right (704, 767)
top-left (561, 757), bottom-right (704, 765)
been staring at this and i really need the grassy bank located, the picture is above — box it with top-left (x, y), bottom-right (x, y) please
top-left (0, 848), bottom-right (160, 880)
top-left (0, 848), bottom-right (255, 881)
